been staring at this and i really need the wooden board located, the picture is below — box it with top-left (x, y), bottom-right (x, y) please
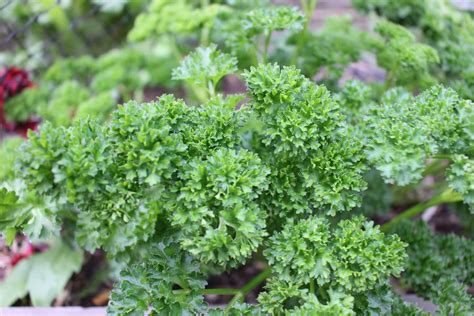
top-left (0, 307), bottom-right (106, 316)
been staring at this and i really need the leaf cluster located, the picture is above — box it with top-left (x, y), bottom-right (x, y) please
top-left (353, 0), bottom-right (474, 97)
top-left (392, 220), bottom-right (474, 314)
top-left (244, 64), bottom-right (367, 220)
top-left (128, 0), bottom-right (229, 42)
top-left (3, 55), bottom-right (411, 313)
top-left (263, 216), bottom-right (405, 294)
top-left (4, 46), bottom-right (175, 126)
top-left (0, 0), bottom-right (145, 68)
top-left (2, 1), bottom-right (474, 313)
top-left (107, 237), bottom-right (207, 315)
top-left (172, 44), bottom-right (238, 100)
top-left (373, 20), bottom-right (439, 88)
top-left (363, 86), bottom-right (473, 190)
top-left (298, 17), bottom-right (371, 81)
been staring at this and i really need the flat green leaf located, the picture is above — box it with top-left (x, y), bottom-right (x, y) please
top-left (28, 241), bottom-right (84, 306)
top-left (0, 259), bottom-right (32, 306)
top-left (3, 227), bottom-right (17, 245)
top-left (0, 240), bottom-right (83, 307)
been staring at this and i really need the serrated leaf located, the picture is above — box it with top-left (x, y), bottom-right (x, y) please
top-left (172, 44), bottom-right (237, 87)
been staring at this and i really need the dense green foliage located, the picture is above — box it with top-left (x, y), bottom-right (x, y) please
top-left (2, 62), bottom-right (409, 313)
top-left (373, 20), bottom-right (439, 88)
top-left (0, 0), bottom-right (145, 69)
top-left (244, 64), bottom-right (367, 220)
top-left (1, 0), bottom-right (473, 313)
top-left (4, 46), bottom-right (175, 126)
top-left (353, 0), bottom-right (474, 99)
top-left (362, 85), bottom-right (473, 215)
top-left (297, 16), bottom-right (369, 82)
top-left (393, 220), bottom-right (474, 314)
top-left (0, 137), bottom-right (24, 182)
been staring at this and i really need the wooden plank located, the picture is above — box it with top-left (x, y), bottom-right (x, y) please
top-left (0, 307), bottom-right (106, 316)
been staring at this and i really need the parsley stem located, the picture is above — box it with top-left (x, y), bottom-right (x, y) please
top-left (207, 80), bottom-right (216, 97)
top-left (310, 279), bottom-right (315, 294)
top-left (201, 288), bottom-right (240, 295)
top-left (381, 188), bottom-right (463, 232)
top-left (262, 31), bottom-right (272, 63)
top-left (181, 267), bottom-right (272, 312)
top-left (188, 82), bottom-right (209, 104)
top-left (291, 0), bottom-right (318, 65)
top-left (174, 288), bottom-right (240, 296)
top-left (225, 266), bottom-right (272, 311)
top-left (166, 34), bottom-right (183, 60)
top-left (240, 266), bottom-right (272, 296)
top-left (166, 34), bottom-right (209, 103)
top-left (422, 159), bottom-right (447, 176)
top-left (383, 72), bottom-right (393, 91)
top-left (432, 154), bottom-right (453, 160)
top-left (200, 0), bottom-right (210, 46)
top-left (251, 45), bottom-right (259, 66)
top-left (226, 292), bottom-right (243, 311)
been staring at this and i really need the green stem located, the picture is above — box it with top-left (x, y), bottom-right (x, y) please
top-left (166, 35), bottom-right (208, 104)
top-left (393, 155), bottom-right (452, 195)
top-left (189, 83), bottom-right (209, 104)
top-left (174, 288), bottom-right (239, 296)
top-left (309, 279), bottom-right (315, 294)
top-left (225, 266), bottom-right (272, 311)
top-left (262, 31), bottom-right (272, 63)
top-left (201, 24), bottom-right (211, 47)
top-left (57, 209), bottom-right (78, 221)
top-left (432, 154), bottom-right (453, 160)
top-left (240, 267), bottom-right (272, 296)
top-left (201, 288), bottom-right (240, 295)
top-left (251, 43), bottom-right (260, 66)
top-left (171, 289), bottom-right (189, 295)
top-left (207, 80), bottom-right (216, 98)
top-left (166, 34), bottom-right (182, 61)
top-left (291, 0), bottom-right (318, 65)
top-left (384, 72), bottom-right (394, 91)
top-left (200, 0), bottom-right (210, 46)
top-left (423, 160), bottom-right (447, 177)
top-left (381, 188), bottom-right (463, 232)
top-left (226, 292), bottom-right (243, 311)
